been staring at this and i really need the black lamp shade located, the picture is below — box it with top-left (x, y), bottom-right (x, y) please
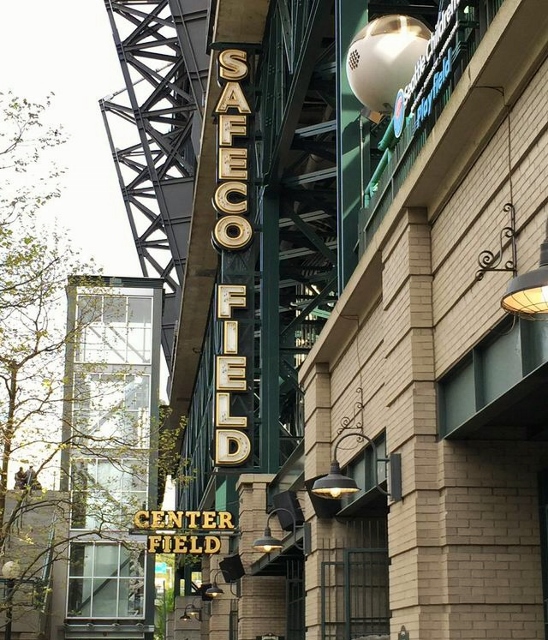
top-left (205, 583), bottom-right (224, 597)
top-left (501, 265), bottom-right (548, 314)
top-left (252, 526), bottom-right (283, 552)
top-left (311, 461), bottom-right (360, 499)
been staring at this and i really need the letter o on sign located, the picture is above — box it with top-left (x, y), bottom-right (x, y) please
top-left (213, 215), bottom-right (253, 250)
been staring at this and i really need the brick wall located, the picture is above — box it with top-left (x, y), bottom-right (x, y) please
top-left (300, 20), bottom-right (548, 640)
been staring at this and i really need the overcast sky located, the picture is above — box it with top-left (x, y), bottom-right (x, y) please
top-left (1, 0), bottom-right (142, 277)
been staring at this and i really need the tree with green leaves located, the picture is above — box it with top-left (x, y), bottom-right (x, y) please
top-left (0, 93), bottom-right (184, 632)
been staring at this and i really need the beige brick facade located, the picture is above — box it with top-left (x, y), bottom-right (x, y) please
top-left (297, 2), bottom-right (548, 638)
top-left (174, 2), bottom-right (548, 640)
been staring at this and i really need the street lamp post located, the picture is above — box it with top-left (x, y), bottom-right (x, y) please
top-left (4, 578), bottom-right (14, 640)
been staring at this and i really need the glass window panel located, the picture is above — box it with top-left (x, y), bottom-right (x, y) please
top-left (68, 578), bottom-right (91, 617)
top-left (439, 360), bottom-right (475, 436)
top-left (71, 491), bottom-right (88, 529)
top-left (125, 463), bottom-right (148, 492)
top-left (77, 295), bottom-right (102, 325)
top-left (97, 460), bottom-right (122, 488)
top-left (81, 492), bottom-right (104, 530)
top-left (127, 376), bottom-right (150, 410)
top-left (93, 545), bottom-right (120, 577)
top-left (127, 327), bottom-right (152, 364)
top-left (69, 544), bottom-right (87, 577)
top-left (120, 548), bottom-right (145, 577)
top-left (480, 327), bottom-right (522, 404)
top-left (123, 578), bottom-right (144, 616)
top-left (91, 578), bottom-right (119, 616)
top-left (70, 458), bottom-right (148, 530)
top-left (128, 297), bottom-right (151, 325)
top-left (71, 460), bottom-right (95, 528)
top-left (67, 543), bottom-right (146, 618)
top-left (99, 495), bottom-right (125, 530)
top-left (77, 325), bottom-right (105, 363)
top-left (103, 296), bottom-right (127, 323)
top-left (102, 327), bottom-right (128, 363)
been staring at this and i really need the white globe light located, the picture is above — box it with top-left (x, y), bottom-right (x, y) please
top-left (346, 15), bottom-right (431, 113)
top-left (2, 561), bottom-right (21, 579)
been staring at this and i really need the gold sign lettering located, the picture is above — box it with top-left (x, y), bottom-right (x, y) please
top-left (146, 535), bottom-right (223, 555)
top-left (218, 49), bottom-right (248, 81)
top-left (215, 429), bottom-right (252, 466)
top-left (216, 355), bottom-right (247, 391)
top-left (218, 114), bottom-right (248, 146)
top-left (218, 147), bottom-right (248, 180)
top-left (215, 81), bottom-right (252, 114)
top-left (213, 181), bottom-right (248, 215)
top-left (217, 284), bottom-right (247, 318)
top-left (213, 216), bottom-right (253, 250)
top-left (216, 392), bottom-right (247, 427)
top-left (133, 509), bottom-right (235, 530)
top-left (213, 49), bottom-right (253, 467)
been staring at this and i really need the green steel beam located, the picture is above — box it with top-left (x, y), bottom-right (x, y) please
top-left (260, 190), bottom-right (282, 473)
top-left (336, 0), bottom-right (368, 291)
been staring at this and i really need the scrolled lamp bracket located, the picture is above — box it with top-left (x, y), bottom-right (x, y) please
top-left (476, 203), bottom-right (517, 281)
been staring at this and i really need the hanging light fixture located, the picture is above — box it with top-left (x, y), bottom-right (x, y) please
top-left (310, 459), bottom-right (360, 499)
top-left (251, 507), bottom-right (307, 554)
top-left (311, 423), bottom-right (401, 502)
top-left (501, 220), bottom-right (548, 315)
top-left (186, 601), bottom-right (202, 618)
top-left (252, 524), bottom-right (283, 553)
top-left (180, 601), bottom-right (202, 621)
top-left (205, 570), bottom-right (226, 597)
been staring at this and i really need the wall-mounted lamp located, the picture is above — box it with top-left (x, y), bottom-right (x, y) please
top-left (311, 429), bottom-right (402, 502)
top-left (205, 570), bottom-right (228, 598)
top-left (501, 219), bottom-right (548, 315)
top-left (252, 507), bottom-right (307, 553)
top-left (180, 600), bottom-right (202, 621)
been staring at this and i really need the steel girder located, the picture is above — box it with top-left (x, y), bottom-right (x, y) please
top-left (257, 0), bottom-right (441, 461)
top-left (100, 0), bottom-right (208, 368)
top-left (256, 0), bottom-right (338, 469)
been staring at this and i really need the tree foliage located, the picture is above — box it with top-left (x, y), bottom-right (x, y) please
top-left (0, 93), bottom-right (177, 628)
top-left (0, 91), bottom-right (65, 221)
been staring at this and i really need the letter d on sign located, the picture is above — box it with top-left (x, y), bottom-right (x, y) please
top-left (215, 429), bottom-right (251, 466)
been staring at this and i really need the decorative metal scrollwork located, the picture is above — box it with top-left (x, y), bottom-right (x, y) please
top-left (476, 203), bottom-right (517, 281)
top-left (336, 387), bottom-right (365, 438)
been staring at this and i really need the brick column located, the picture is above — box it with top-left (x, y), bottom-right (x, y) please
top-left (237, 474), bottom-right (286, 640)
top-left (380, 208), bottom-right (442, 637)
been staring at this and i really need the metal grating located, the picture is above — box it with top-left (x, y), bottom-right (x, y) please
top-left (320, 519), bottom-right (389, 640)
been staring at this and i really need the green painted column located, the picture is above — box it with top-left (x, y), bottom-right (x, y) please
top-left (336, 0), bottom-right (369, 290)
top-left (259, 188), bottom-right (281, 473)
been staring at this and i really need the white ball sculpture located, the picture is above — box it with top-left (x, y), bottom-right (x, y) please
top-left (346, 15), bottom-right (431, 114)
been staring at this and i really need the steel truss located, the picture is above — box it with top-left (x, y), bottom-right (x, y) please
top-left (101, 0), bottom-right (446, 490)
top-left (256, 0), bottom-right (338, 471)
top-left (100, 0), bottom-right (208, 368)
